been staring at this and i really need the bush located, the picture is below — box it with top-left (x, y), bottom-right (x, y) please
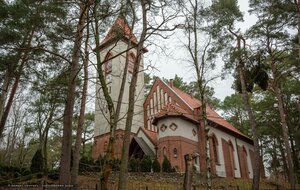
top-left (30, 149), bottom-right (43, 173)
top-left (79, 156), bottom-right (94, 172)
top-left (140, 156), bottom-right (152, 172)
top-left (129, 158), bottom-right (138, 172)
top-left (111, 158), bottom-right (120, 171)
top-left (162, 156), bottom-right (172, 173)
top-left (152, 158), bottom-right (161, 172)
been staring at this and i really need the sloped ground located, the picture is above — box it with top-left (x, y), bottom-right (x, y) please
top-left (1, 172), bottom-right (298, 190)
top-left (77, 172), bottom-right (297, 190)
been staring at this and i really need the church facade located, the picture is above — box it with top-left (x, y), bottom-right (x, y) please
top-left (93, 17), bottom-right (258, 179)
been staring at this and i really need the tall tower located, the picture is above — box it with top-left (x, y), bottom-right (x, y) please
top-left (93, 16), bottom-right (145, 159)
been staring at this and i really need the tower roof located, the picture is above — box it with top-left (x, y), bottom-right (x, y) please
top-left (99, 16), bottom-right (140, 49)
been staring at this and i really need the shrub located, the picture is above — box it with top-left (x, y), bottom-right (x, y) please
top-left (79, 156), bottom-right (94, 172)
top-left (140, 156), bottom-right (152, 172)
top-left (129, 158), bottom-right (138, 172)
top-left (162, 156), bottom-right (172, 173)
top-left (30, 149), bottom-right (43, 173)
top-left (112, 158), bottom-right (120, 171)
top-left (152, 158), bottom-right (161, 172)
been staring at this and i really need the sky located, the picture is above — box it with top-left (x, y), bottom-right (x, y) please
top-left (144, 0), bottom-right (257, 101)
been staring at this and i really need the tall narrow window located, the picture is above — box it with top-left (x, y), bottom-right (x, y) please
top-left (212, 135), bottom-right (219, 164)
top-left (163, 147), bottom-right (167, 156)
top-left (173, 148), bottom-right (178, 158)
top-left (103, 141), bottom-right (108, 152)
top-left (104, 52), bottom-right (112, 74)
top-left (228, 141), bottom-right (236, 169)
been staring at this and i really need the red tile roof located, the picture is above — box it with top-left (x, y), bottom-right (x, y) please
top-left (168, 85), bottom-right (251, 140)
top-left (152, 103), bottom-right (198, 125)
top-left (100, 16), bottom-right (138, 47)
top-left (139, 127), bottom-right (158, 145)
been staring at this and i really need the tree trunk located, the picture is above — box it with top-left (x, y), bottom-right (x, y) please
top-left (0, 71), bottom-right (11, 124)
top-left (271, 75), bottom-right (295, 189)
top-left (118, 1), bottom-right (147, 189)
top-left (59, 2), bottom-right (88, 184)
top-left (296, 0), bottom-right (300, 58)
top-left (236, 37), bottom-right (260, 190)
top-left (0, 28), bottom-right (35, 139)
top-left (183, 154), bottom-right (194, 190)
top-left (71, 12), bottom-right (90, 186)
top-left (278, 138), bottom-right (289, 181)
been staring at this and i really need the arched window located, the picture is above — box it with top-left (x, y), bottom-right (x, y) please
top-left (211, 135), bottom-right (219, 164)
top-left (163, 147), bottom-right (167, 156)
top-left (173, 148), bottom-right (178, 158)
top-left (103, 141), bottom-right (108, 152)
top-left (228, 140), bottom-right (236, 169)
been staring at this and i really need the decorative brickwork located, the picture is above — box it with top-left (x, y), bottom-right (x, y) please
top-left (158, 136), bottom-right (198, 172)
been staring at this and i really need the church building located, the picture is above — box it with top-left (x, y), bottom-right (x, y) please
top-left (93, 16), bottom-right (257, 179)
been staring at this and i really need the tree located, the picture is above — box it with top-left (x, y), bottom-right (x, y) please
top-left (162, 156), bottom-right (172, 173)
top-left (140, 156), bottom-right (152, 172)
top-left (221, 94), bottom-right (250, 135)
top-left (59, 1), bottom-right (90, 184)
top-left (205, 1), bottom-right (262, 189)
top-left (0, 0), bottom-right (68, 139)
top-left (71, 8), bottom-right (91, 186)
top-left (30, 149), bottom-right (43, 173)
top-left (248, 1), bottom-right (297, 188)
top-left (117, 0), bottom-right (180, 189)
top-left (152, 158), bottom-right (161, 172)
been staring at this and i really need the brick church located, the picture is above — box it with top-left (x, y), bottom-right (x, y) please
top-left (92, 16), bottom-right (258, 179)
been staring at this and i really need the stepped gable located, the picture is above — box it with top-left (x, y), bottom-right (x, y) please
top-left (168, 84), bottom-right (252, 142)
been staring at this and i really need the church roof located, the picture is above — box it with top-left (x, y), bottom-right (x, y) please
top-left (152, 78), bottom-right (252, 142)
top-left (152, 102), bottom-right (198, 125)
top-left (132, 136), bottom-right (155, 157)
top-left (171, 85), bottom-right (247, 138)
top-left (99, 16), bottom-right (147, 52)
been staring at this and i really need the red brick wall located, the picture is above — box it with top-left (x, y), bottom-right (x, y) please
top-left (158, 136), bottom-right (198, 172)
top-left (92, 129), bottom-right (134, 160)
top-left (144, 79), bottom-right (194, 132)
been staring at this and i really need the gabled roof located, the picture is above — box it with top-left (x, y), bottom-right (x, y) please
top-left (99, 16), bottom-right (148, 52)
top-left (151, 78), bottom-right (252, 142)
top-left (132, 136), bottom-right (155, 157)
top-left (136, 127), bottom-right (158, 146)
top-left (100, 16), bottom-right (138, 47)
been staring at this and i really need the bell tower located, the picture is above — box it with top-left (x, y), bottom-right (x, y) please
top-left (93, 16), bottom-right (145, 159)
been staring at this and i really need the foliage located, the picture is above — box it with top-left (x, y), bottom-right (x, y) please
top-left (140, 155), bottom-right (152, 172)
top-left (112, 158), bottom-right (121, 171)
top-left (30, 149), bottom-right (43, 173)
top-left (162, 156), bottom-right (172, 173)
top-left (79, 156), bottom-right (94, 173)
top-left (152, 158), bottom-right (161, 173)
top-left (129, 158), bottom-right (139, 172)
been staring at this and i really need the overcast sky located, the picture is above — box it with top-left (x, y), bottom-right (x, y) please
top-left (144, 0), bottom-right (257, 101)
